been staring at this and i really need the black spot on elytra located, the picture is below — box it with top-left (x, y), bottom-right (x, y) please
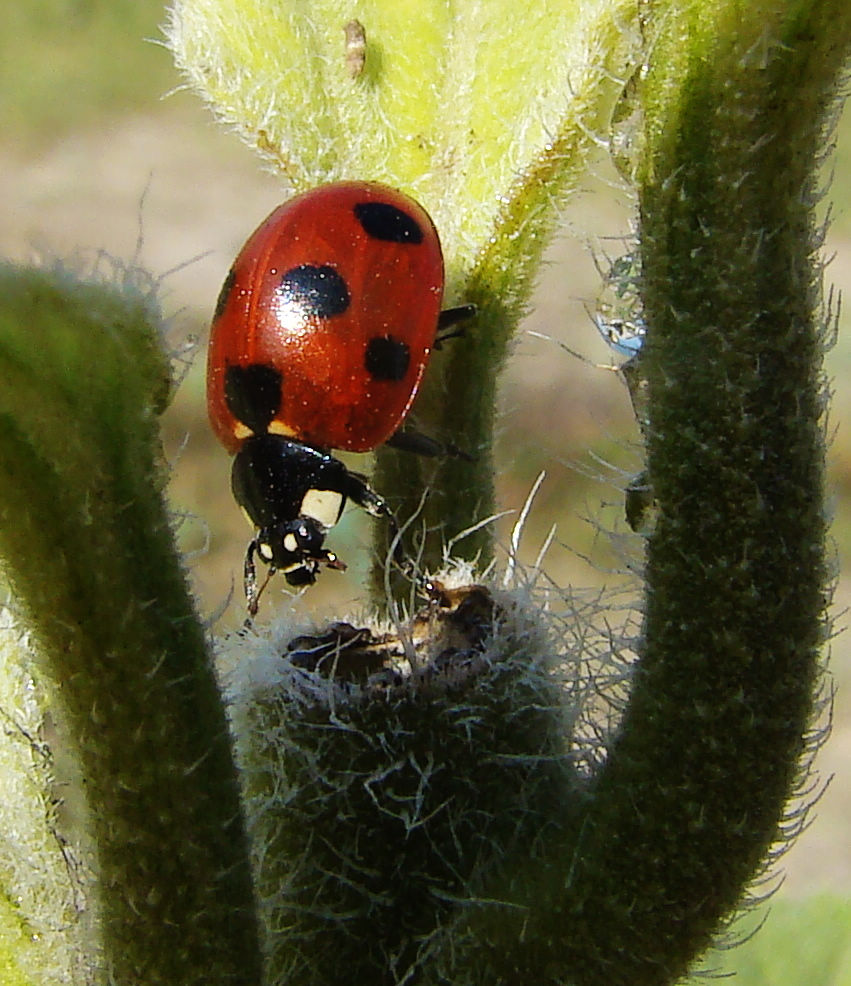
top-left (353, 201), bottom-right (424, 244)
top-left (225, 363), bottom-right (283, 435)
top-left (278, 265), bottom-right (350, 317)
top-left (213, 267), bottom-right (236, 321)
top-left (364, 336), bottom-right (410, 381)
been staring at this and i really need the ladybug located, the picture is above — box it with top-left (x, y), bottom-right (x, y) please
top-left (208, 180), bottom-right (473, 614)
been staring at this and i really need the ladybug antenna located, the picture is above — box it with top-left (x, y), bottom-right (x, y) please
top-left (321, 550), bottom-right (348, 573)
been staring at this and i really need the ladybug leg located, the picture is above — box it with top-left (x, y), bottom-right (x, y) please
top-left (344, 471), bottom-right (397, 526)
top-left (244, 538), bottom-right (276, 618)
top-left (435, 303), bottom-right (476, 347)
top-left (389, 302), bottom-right (476, 457)
top-left (344, 472), bottom-right (406, 568)
top-left (385, 429), bottom-right (473, 461)
top-left (244, 539), bottom-right (260, 616)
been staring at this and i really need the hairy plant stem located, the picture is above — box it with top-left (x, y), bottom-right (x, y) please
top-left (514, 5), bottom-right (843, 983)
top-left (0, 266), bottom-right (261, 985)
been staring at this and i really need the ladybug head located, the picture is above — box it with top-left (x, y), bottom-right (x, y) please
top-left (256, 519), bottom-right (346, 586)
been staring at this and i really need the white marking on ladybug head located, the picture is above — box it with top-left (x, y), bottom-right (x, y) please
top-left (283, 533), bottom-right (299, 553)
top-left (258, 542), bottom-right (275, 562)
top-left (301, 489), bottom-right (344, 530)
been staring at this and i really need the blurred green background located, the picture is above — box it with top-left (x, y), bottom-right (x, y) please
top-left (2, 3), bottom-right (849, 982)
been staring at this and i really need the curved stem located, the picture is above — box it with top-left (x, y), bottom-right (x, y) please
top-left (514, 4), bottom-right (844, 982)
top-left (0, 265), bottom-right (261, 984)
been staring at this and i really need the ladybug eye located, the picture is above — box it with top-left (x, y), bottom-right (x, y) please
top-left (276, 520), bottom-right (326, 566)
top-left (256, 519), bottom-right (328, 572)
top-left (292, 522), bottom-right (325, 555)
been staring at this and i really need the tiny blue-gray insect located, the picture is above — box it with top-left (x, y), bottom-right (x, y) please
top-left (595, 314), bottom-right (646, 359)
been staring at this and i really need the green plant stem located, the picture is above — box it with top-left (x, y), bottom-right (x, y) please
top-left (369, 114), bottom-right (623, 600)
top-left (520, 4), bottom-right (844, 983)
top-left (368, 291), bottom-right (505, 596)
top-left (0, 266), bottom-right (261, 985)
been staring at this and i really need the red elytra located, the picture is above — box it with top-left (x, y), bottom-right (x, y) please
top-left (207, 180), bottom-right (445, 455)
